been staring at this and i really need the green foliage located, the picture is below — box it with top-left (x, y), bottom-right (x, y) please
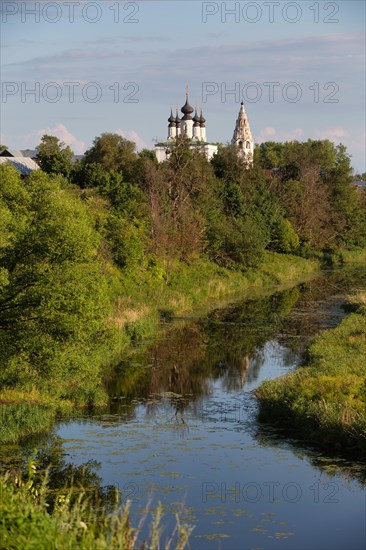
top-left (0, 165), bottom-right (112, 402)
top-left (35, 135), bottom-right (73, 177)
top-left (255, 141), bottom-right (283, 169)
top-left (206, 211), bottom-right (267, 269)
top-left (211, 143), bottom-right (248, 182)
top-left (255, 139), bottom-right (366, 252)
top-left (106, 214), bottom-right (147, 271)
top-left (139, 148), bottom-right (158, 162)
top-left (83, 133), bottom-right (137, 180)
top-left (74, 161), bottom-right (110, 189)
top-left (100, 174), bottom-right (146, 219)
top-left (0, 403), bottom-right (54, 444)
top-left (271, 218), bottom-right (300, 253)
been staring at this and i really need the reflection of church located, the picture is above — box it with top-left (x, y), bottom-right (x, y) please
top-left (155, 88), bottom-right (254, 164)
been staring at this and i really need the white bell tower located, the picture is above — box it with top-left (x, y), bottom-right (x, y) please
top-left (232, 99), bottom-right (254, 164)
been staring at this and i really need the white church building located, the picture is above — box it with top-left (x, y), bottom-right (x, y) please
top-left (231, 99), bottom-right (254, 164)
top-left (155, 89), bottom-right (254, 164)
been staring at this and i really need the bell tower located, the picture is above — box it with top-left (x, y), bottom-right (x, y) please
top-left (232, 99), bottom-right (254, 164)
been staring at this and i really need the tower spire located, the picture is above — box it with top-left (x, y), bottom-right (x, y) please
top-left (232, 98), bottom-right (254, 164)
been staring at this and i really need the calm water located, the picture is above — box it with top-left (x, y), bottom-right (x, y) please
top-left (8, 268), bottom-right (366, 549)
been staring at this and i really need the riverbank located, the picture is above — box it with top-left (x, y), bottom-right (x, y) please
top-left (0, 467), bottom-right (193, 550)
top-left (109, 251), bottom-right (320, 342)
top-left (1, 251), bottom-right (320, 445)
top-left (256, 291), bottom-right (366, 458)
top-left (2, 248), bottom-right (366, 445)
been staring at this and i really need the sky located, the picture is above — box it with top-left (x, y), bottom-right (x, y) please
top-left (1, 0), bottom-right (365, 172)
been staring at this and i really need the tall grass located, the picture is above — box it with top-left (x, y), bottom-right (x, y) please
top-left (0, 462), bottom-right (193, 550)
top-left (340, 248), bottom-right (366, 264)
top-left (110, 252), bottom-right (319, 329)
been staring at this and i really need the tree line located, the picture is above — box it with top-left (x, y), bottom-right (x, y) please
top-left (35, 132), bottom-right (366, 263)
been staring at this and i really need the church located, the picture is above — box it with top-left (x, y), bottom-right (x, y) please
top-left (155, 88), bottom-right (254, 164)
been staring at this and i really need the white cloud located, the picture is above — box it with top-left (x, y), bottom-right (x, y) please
top-left (115, 129), bottom-right (148, 151)
top-left (256, 126), bottom-right (305, 143)
top-left (255, 126), bottom-right (277, 142)
top-left (24, 124), bottom-right (85, 153)
top-left (263, 126), bottom-right (276, 137)
top-left (317, 127), bottom-right (350, 141)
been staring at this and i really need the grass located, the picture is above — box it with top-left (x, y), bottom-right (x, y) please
top-left (340, 248), bottom-right (366, 264)
top-left (0, 463), bottom-right (193, 550)
top-left (256, 291), bottom-right (366, 458)
top-left (109, 251), bottom-right (320, 328)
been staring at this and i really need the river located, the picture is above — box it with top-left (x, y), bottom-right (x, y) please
top-left (4, 266), bottom-right (366, 549)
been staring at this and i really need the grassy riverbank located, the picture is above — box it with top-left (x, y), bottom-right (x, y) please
top-left (340, 247), bottom-right (366, 264)
top-left (256, 291), bottom-right (366, 458)
top-left (109, 251), bottom-right (320, 341)
top-left (0, 252), bottom-right (319, 445)
top-left (0, 466), bottom-right (193, 550)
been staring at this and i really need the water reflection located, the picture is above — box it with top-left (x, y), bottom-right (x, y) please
top-left (107, 267), bottom-right (365, 416)
top-left (0, 435), bottom-right (117, 513)
top-left (107, 287), bottom-right (301, 411)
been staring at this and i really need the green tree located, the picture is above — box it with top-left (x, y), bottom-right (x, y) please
top-left (211, 143), bottom-right (248, 183)
top-left (0, 165), bottom-right (111, 402)
top-left (255, 141), bottom-right (284, 169)
top-left (83, 133), bottom-right (137, 180)
top-left (139, 149), bottom-right (157, 162)
top-left (35, 135), bottom-right (73, 177)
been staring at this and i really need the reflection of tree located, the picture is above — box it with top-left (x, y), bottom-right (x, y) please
top-left (107, 286), bottom-right (302, 414)
top-left (4, 268), bottom-right (366, 495)
top-left (22, 436), bottom-right (118, 513)
top-left (1, 434), bottom-right (119, 512)
top-left (201, 287), bottom-right (301, 392)
top-left (106, 267), bottom-right (366, 430)
top-left (275, 267), bottom-right (366, 358)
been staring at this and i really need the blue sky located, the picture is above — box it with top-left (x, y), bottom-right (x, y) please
top-left (1, 0), bottom-right (365, 171)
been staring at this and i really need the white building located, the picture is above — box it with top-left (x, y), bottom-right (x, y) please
top-left (155, 89), bottom-right (218, 163)
top-left (231, 99), bottom-right (254, 164)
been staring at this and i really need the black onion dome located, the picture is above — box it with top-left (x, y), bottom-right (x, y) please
top-left (181, 95), bottom-right (194, 116)
top-left (175, 109), bottom-right (181, 126)
top-left (181, 99), bottom-right (194, 115)
top-left (199, 110), bottom-right (206, 125)
top-left (168, 109), bottom-right (176, 126)
top-left (193, 109), bottom-right (200, 126)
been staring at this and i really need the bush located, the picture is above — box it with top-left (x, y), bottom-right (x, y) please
top-left (272, 218), bottom-right (300, 254)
